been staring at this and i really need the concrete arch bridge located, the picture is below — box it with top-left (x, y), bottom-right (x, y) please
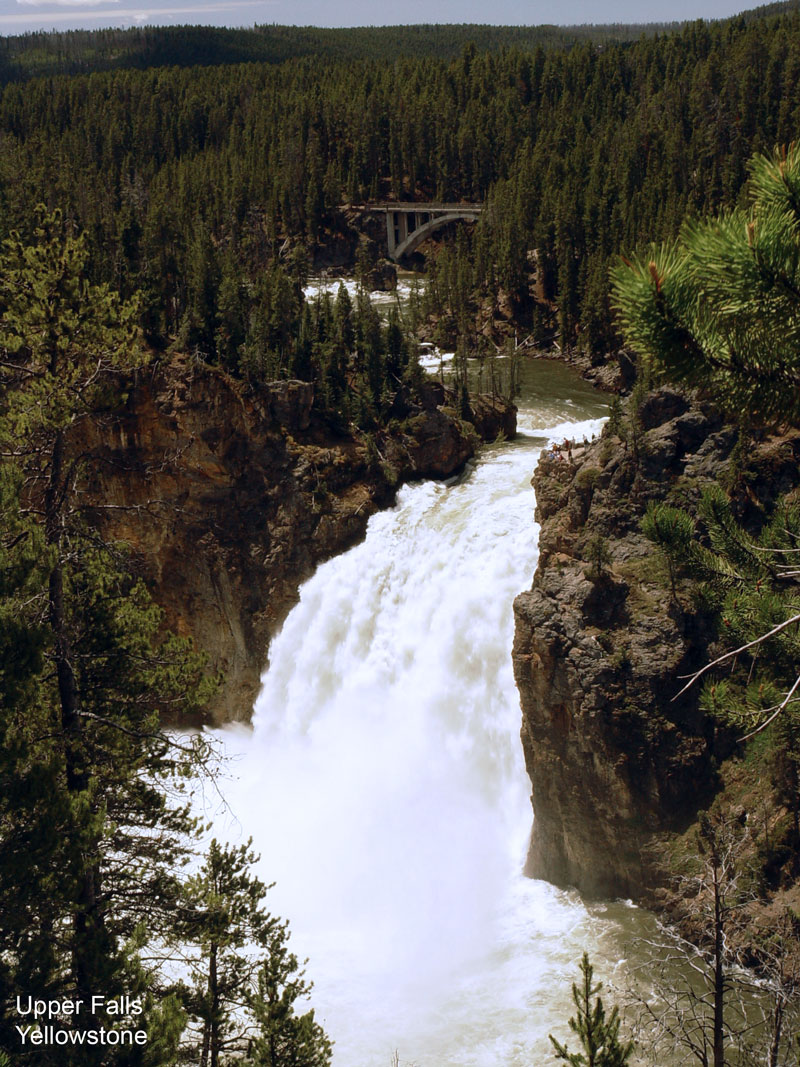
top-left (373, 203), bottom-right (483, 261)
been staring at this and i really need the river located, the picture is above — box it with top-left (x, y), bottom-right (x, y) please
top-left (208, 307), bottom-right (671, 1064)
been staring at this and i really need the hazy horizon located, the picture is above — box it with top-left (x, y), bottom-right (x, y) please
top-left (0, 0), bottom-right (766, 39)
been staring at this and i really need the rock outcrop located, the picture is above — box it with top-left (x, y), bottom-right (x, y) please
top-left (365, 262), bottom-right (397, 292)
top-left (467, 393), bottom-right (518, 441)
top-left (512, 388), bottom-right (800, 898)
top-left (86, 358), bottom-right (512, 724)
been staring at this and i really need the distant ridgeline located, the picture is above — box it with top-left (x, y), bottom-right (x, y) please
top-left (2, 4), bottom-right (800, 363)
top-left (0, 22), bottom-right (681, 83)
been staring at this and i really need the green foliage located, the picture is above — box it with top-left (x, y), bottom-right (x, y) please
top-left (641, 500), bottom-right (695, 555)
top-left (585, 533), bottom-right (612, 580)
top-left (0, 206), bottom-right (142, 441)
top-left (626, 364), bottom-right (657, 461)
top-left (0, 490), bottom-right (216, 1065)
top-left (0, 201), bottom-right (331, 1067)
top-left (641, 500), bottom-right (694, 595)
top-left (0, 210), bottom-right (218, 1063)
top-left (0, 14), bottom-right (799, 359)
top-left (244, 925), bottom-right (332, 1067)
top-left (642, 484), bottom-right (790, 597)
top-left (179, 839), bottom-right (331, 1067)
top-left (605, 396), bottom-right (625, 442)
top-left (549, 953), bottom-right (634, 1066)
top-left (574, 467), bottom-right (600, 491)
top-left (613, 143), bottom-right (800, 426)
top-left (643, 484), bottom-right (800, 834)
top-left (0, 22), bottom-right (676, 86)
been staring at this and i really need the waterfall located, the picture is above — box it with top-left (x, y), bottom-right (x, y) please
top-left (212, 390), bottom-right (640, 1065)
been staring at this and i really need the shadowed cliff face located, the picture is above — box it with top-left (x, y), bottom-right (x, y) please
top-left (513, 388), bottom-right (800, 899)
top-left (84, 359), bottom-right (508, 723)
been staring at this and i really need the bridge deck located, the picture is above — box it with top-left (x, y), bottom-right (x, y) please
top-left (368, 202), bottom-right (482, 213)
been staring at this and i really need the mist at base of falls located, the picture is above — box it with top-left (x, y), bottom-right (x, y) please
top-left (208, 365), bottom-right (652, 1066)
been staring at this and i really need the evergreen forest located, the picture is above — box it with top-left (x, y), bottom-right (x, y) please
top-left (4, 5), bottom-right (800, 1065)
top-left (3, 5), bottom-right (800, 375)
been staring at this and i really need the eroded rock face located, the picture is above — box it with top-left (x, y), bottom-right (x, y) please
top-left (400, 408), bottom-right (474, 477)
top-left (513, 388), bottom-right (800, 898)
top-left (85, 360), bottom-right (512, 724)
top-left (365, 262), bottom-right (397, 292)
top-left (467, 394), bottom-right (518, 441)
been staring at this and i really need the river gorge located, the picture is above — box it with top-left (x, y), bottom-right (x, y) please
top-left (5, 23), bottom-right (800, 1067)
top-left (204, 349), bottom-right (668, 1065)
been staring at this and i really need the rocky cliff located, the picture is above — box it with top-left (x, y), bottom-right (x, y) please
top-left (513, 387), bottom-right (800, 898)
top-left (85, 359), bottom-right (510, 724)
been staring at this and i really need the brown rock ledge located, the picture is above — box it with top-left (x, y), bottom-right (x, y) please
top-left (512, 388), bottom-right (800, 898)
top-left (83, 358), bottom-right (513, 723)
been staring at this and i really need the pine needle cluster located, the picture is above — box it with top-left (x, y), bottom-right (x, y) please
top-left (643, 486), bottom-right (800, 841)
top-left (612, 143), bottom-right (800, 427)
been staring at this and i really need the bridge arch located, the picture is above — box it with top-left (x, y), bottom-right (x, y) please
top-left (394, 211), bottom-right (480, 259)
top-left (375, 204), bottom-right (483, 261)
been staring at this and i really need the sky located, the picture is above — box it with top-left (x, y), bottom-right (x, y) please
top-left (0, 0), bottom-right (763, 37)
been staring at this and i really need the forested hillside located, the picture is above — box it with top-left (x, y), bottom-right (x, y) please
top-left (2, 9), bottom-right (800, 373)
top-left (0, 21), bottom-right (677, 84)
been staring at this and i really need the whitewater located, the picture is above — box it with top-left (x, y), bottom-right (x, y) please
top-left (210, 366), bottom-right (650, 1065)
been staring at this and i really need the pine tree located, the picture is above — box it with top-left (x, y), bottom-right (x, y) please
top-left (549, 954), bottom-right (634, 1067)
top-left (641, 500), bottom-right (695, 597)
top-left (0, 206), bottom-right (143, 1014)
top-left (644, 485), bottom-right (800, 746)
top-left (0, 208), bottom-right (215, 1062)
top-left (244, 923), bottom-right (332, 1067)
top-left (627, 815), bottom-right (765, 1067)
top-left (384, 308), bottom-right (408, 384)
top-left (180, 839), bottom-right (276, 1067)
top-left (612, 143), bottom-right (800, 427)
top-left (333, 283), bottom-right (354, 354)
top-left (179, 839), bottom-right (332, 1067)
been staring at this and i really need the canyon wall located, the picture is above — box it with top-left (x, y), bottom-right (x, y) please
top-left (86, 359), bottom-right (509, 723)
top-left (513, 388), bottom-right (800, 898)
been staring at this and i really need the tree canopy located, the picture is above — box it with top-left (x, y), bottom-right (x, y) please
top-left (612, 143), bottom-right (800, 426)
top-left (2, 12), bottom-right (800, 359)
top-left (0, 211), bottom-right (330, 1064)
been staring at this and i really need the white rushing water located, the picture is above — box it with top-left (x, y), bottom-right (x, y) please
top-left (211, 370), bottom-right (650, 1066)
top-left (304, 275), bottom-right (421, 310)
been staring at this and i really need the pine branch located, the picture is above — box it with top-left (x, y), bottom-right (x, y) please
top-left (673, 613), bottom-right (800, 699)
